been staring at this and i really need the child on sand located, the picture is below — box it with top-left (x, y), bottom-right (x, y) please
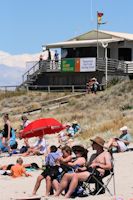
top-left (11, 157), bottom-right (31, 178)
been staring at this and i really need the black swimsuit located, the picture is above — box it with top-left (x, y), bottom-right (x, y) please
top-left (3, 123), bottom-right (12, 138)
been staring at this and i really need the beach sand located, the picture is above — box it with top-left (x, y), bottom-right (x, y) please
top-left (0, 139), bottom-right (133, 200)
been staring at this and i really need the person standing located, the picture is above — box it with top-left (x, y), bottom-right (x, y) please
top-left (2, 113), bottom-right (12, 154)
top-left (39, 54), bottom-right (43, 61)
top-left (39, 54), bottom-right (43, 69)
top-left (54, 50), bottom-right (59, 62)
top-left (47, 49), bottom-right (51, 60)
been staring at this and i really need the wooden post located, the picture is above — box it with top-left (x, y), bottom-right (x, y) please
top-left (72, 85), bottom-right (75, 93)
top-left (48, 86), bottom-right (51, 93)
top-left (126, 64), bottom-right (128, 74)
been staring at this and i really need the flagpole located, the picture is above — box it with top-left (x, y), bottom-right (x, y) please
top-left (90, 0), bottom-right (93, 21)
top-left (97, 11), bottom-right (99, 59)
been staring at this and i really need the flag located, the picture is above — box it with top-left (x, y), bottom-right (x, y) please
top-left (97, 12), bottom-right (104, 24)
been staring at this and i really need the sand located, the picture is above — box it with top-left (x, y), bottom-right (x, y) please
top-left (0, 138), bottom-right (133, 200)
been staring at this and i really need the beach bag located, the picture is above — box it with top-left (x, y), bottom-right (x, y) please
top-left (31, 163), bottom-right (39, 170)
top-left (20, 146), bottom-right (28, 153)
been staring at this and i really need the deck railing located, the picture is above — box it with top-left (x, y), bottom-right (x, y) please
top-left (22, 58), bottom-right (133, 84)
top-left (0, 85), bottom-right (87, 93)
top-left (125, 62), bottom-right (133, 73)
top-left (22, 60), bottom-right (61, 83)
top-left (97, 58), bottom-right (126, 72)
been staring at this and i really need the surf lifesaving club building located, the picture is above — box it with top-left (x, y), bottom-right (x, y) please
top-left (42, 29), bottom-right (133, 85)
top-left (22, 29), bottom-right (133, 87)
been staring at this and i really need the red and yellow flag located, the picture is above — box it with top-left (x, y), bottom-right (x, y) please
top-left (97, 12), bottom-right (104, 24)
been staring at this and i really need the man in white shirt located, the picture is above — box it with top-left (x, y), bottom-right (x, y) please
top-left (23, 136), bottom-right (48, 156)
top-left (33, 136), bottom-right (47, 154)
top-left (106, 126), bottom-right (131, 152)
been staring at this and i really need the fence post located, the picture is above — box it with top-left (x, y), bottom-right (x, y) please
top-left (72, 85), bottom-right (75, 93)
top-left (48, 86), bottom-right (51, 93)
top-left (126, 64), bottom-right (128, 74)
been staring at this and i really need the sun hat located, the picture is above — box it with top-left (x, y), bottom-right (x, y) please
top-left (72, 145), bottom-right (86, 153)
top-left (91, 77), bottom-right (97, 81)
top-left (72, 145), bottom-right (88, 160)
top-left (72, 120), bottom-right (78, 124)
top-left (120, 126), bottom-right (128, 131)
top-left (90, 136), bottom-right (105, 147)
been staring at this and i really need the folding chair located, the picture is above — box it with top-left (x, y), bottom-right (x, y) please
top-left (82, 156), bottom-right (116, 196)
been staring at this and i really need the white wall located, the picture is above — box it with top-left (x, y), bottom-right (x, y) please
top-left (107, 41), bottom-right (133, 61)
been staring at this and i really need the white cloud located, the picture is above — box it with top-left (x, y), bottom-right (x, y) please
top-left (0, 50), bottom-right (56, 85)
top-left (0, 50), bottom-right (55, 68)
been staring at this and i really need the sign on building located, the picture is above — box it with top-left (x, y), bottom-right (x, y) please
top-left (61, 58), bottom-right (75, 72)
top-left (80, 58), bottom-right (96, 72)
top-left (61, 57), bottom-right (96, 72)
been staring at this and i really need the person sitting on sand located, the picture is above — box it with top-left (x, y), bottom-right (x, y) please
top-left (0, 162), bottom-right (39, 172)
top-left (71, 121), bottom-right (81, 135)
top-left (10, 157), bottom-right (31, 178)
top-left (55, 137), bottom-right (112, 198)
top-left (66, 123), bottom-right (75, 137)
top-left (19, 115), bottom-right (31, 153)
top-left (90, 77), bottom-right (99, 94)
top-left (106, 126), bottom-right (131, 152)
top-left (23, 136), bottom-right (48, 156)
top-left (21, 115), bottom-right (31, 129)
top-left (58, 131), bottom-right (69, 145)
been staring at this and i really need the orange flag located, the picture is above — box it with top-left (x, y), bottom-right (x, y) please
top-left (97, 12), bottom-right (104, 24)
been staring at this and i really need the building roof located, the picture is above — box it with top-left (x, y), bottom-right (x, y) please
top-left (97, 30), bottom-right (133, 40)
top-left (45, 38), bottom-right (123, 49)
top-left (69, 30), bottom-right (133, 41)
top-left (45, 30), bottom-right (133, 49)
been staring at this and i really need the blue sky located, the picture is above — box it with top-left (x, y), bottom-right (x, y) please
top-left (0, 0), bottom-right (133, 55)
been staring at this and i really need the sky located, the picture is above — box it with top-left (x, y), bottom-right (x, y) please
top-left (0, 0), bottom-right (133, 55)
top-left (0, 0), bottom-right (133, 84)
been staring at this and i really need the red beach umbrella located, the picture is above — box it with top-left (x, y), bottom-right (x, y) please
top-left (20, 118), bottom-right (65, 138)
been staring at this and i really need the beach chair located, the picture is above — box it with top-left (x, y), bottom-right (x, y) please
top-left (82, 155), bottom-right (116, 196)
top-left (81, 168), bottom-right (115, 196)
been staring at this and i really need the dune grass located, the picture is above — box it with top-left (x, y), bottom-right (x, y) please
top-left (0, 80), bottom-right (132, 146)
